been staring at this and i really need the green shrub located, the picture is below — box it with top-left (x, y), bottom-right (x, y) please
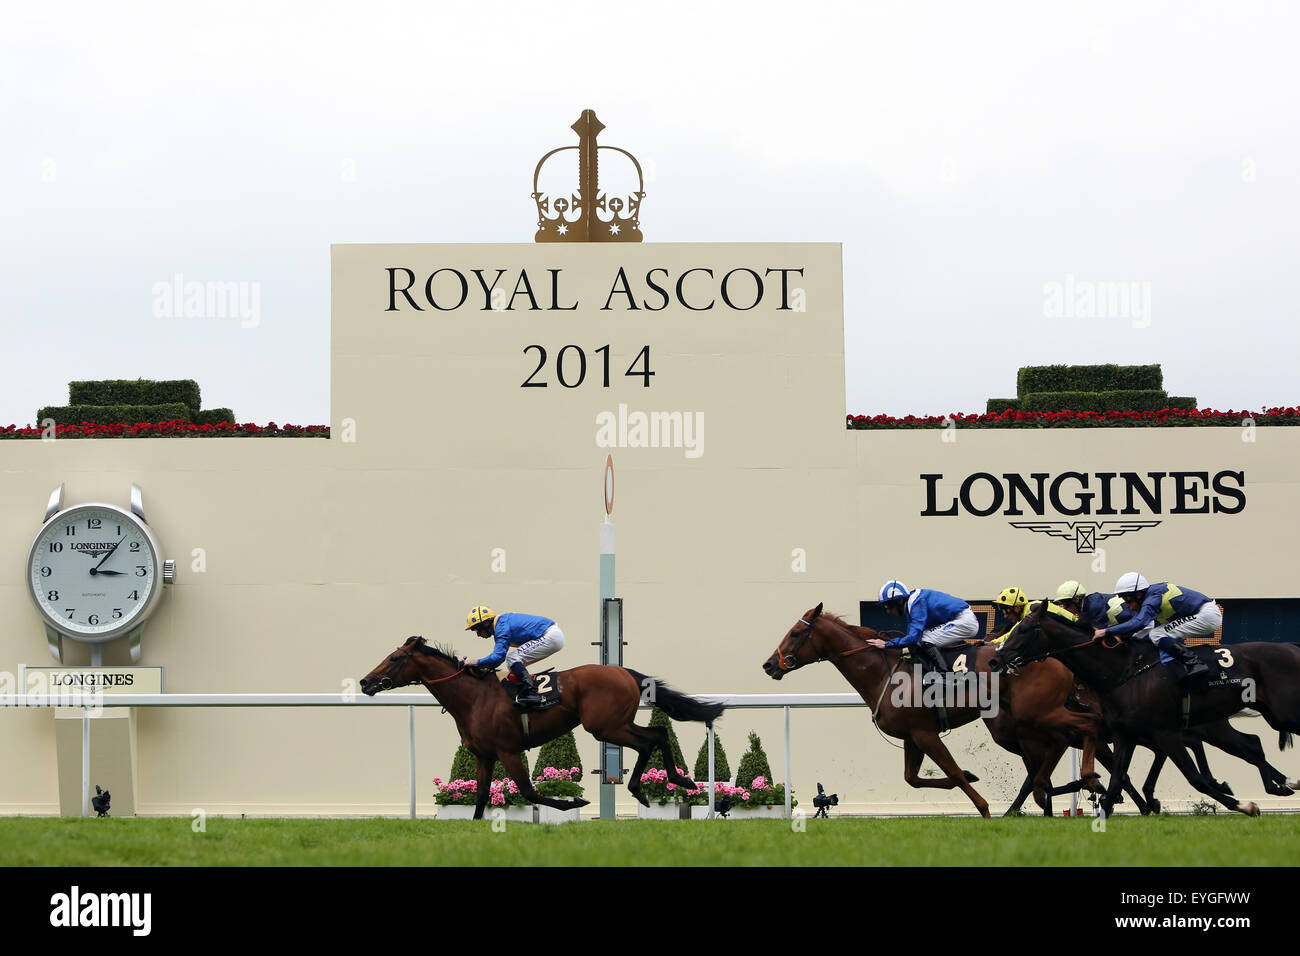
top-left (195, 408), bottom-right (237, 426)
top-left (1018, 390), bottom-right (1171, 413)
top-left (986, 398), bottom-right (1019, 414)
top-left (1016, 364), bottom-right (1161, 395)
top-left (1167, 396), bottom-right (1197, 411)
top-left (533, 731), bottom-right (585, 798)
top-left (735, 730), bottom-right (775, 790)
top-left (535, 730), bottom-right (583, 776)
top-left (693, 733), bottom-right (731, 782)
top-left (69, 379), bottom-right (201, 416)
top-left (37, 403), bottom-right (192, 425)
top-left (644, 707), bottom-right (687, 773)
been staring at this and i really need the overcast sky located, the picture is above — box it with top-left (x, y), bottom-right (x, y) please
top-left (2, 1), bottom-right (1297, 426)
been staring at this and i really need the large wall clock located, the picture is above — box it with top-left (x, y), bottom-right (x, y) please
top-left (27, 484), bottom-right (174, 664)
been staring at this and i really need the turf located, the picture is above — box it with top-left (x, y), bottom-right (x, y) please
top-left (1, 814), bottom-right (1297, 866)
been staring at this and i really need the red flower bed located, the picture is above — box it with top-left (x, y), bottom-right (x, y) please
top-left (0, 420), bottom-right (330, 439)
top-left (848, 407), bottom-right (1300, 429)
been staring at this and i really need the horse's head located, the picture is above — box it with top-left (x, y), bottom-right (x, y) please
top-left (763, 602), bottom-right (825, 680)
top-left (359, 636), bottom-right (432, 695)
top-left (990, 599), bottom-right (1087, 674)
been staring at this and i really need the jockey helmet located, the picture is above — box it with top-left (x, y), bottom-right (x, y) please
top-left (1114, 572), bottom-right (1150, 598)
top-left (1055, 580), bottom-right (1086, 602)
top-left (879, 580), bottom-right (910, 604)
top-left (993, 586), bottom-right (1028, 611)
top-left (465, 605), bottom-right (497, 631)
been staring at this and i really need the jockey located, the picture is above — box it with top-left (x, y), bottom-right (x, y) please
top-left (989, 586), bottom-right (1030, 641)
top-left (1053, 580), bottom-right (1129, 631)
top-left (866, 580), bottom-right (980, 672)
top-left (463, 606), bottom-right (566, 707)
top-left (1094, 573), bottom-right (1214, 686)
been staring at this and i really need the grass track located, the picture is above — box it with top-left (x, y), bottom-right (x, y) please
top-left (2, 814), bottom-right (1297, 866)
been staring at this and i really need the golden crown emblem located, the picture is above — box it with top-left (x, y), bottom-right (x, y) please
top-left (533, 110), bottom-right (644, 242)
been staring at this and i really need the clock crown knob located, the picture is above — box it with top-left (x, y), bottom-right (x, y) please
top-left (163, 560), bottom-right (176, 584)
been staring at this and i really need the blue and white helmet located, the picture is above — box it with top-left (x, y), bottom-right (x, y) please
top-left (879, 580), bottom-right (910, 603)
top-left (1114, 572), bottom-right (1150, 597)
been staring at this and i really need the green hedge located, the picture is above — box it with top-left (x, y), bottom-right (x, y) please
top-left (69, 379), bottom-right (201, 416)
top-left (693, 733), bottom-right (731, 782)
top-left (986, 398), bottom-right (1019, 414)
top-left (195, 408), bottom-right (237, 425)
top-left (535, 730), bottom-right (583, 775)
top-left (1167, 396), bottom-right (1197, 411)
top-left (37, 403), bottom-right (192, 425)
top-left (735, 731), bottom-right (775, 790)
top-left (645, 708), bottom-right (687, 773)
top-left (1016, 364), bottom-right (1162, 395)
top-left (1018, 390), bottom-right (1172, 413)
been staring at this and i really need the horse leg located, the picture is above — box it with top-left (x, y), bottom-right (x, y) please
top-left (1141, 747), bottom-right (1167, 813)
top-left (910, 730), bottom-right (990, 818)
top-left (645, 724), bottom-right (699, 791)
top-left (1005, 760), bottom-right (1037, 816)
top-left (1187, 735), bottom-right (1233, 795)
top-left (472, 755), bottom-right (492, 821)
top-left (497, 751), bottom-right (589, 812)
top-left (1099, 734), bottom-right (1138, 817)
top-left (1148, 730), bottom-right (1258, 816)
top-left (1191, 723), bottom-right (1292, 797)
top-left (1027, 741), bottom-right (1067, 817)
top-left (591, 725), bottom-right (656, 808)
top-left (1095, 739), bottom-right (1149, 814)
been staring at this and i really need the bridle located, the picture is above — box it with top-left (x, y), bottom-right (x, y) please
top-left (773, 614), bottom-right (877, 672)
top-left (996, 615), bottom-right (1122, 674)
top-left (376, 643), bottom-right (470, 690)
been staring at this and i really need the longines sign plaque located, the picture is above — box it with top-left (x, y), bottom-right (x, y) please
top-left (920, 470), bottom-right (1246, 553)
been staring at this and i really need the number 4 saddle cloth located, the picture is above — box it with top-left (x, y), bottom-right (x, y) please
top-left (502, 669), bottom-right (564, 711)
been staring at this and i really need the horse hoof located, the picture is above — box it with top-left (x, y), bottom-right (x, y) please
top-left (1219, 781), bottom-right (1234, 796)
top-left (964, 771), bottom-right (980, 783)
top-left (1148, 799), bottom-right (1161, 816)
top-left (1243, 801), bottom-right (1260, 817)
top-left (1288, 779), bottom-right (1300, 790)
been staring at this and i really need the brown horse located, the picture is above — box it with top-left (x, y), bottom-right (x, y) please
top-left (764, 603), bottom-right (1002, 816)
top-left (763, 603), bottom-right (1131, 817)
top-left (360, 637), bottom-right (723, 819)
top-left (993, 599), bottom-right (1300, 816)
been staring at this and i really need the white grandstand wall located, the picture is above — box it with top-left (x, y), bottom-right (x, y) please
top-left (0, 241), bottom-right (1294, 815)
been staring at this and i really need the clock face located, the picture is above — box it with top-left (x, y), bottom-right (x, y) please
top-left (27, 504), bottom-right (162, 641)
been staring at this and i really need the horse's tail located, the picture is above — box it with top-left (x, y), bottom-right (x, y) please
top-left (1281, 730), bottom-right (1294, 751)
top-left (624, 668), bottom-right (725, 726)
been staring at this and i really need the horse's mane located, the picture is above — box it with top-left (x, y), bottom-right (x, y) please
top-left (413, 641), bottom-right (462, 664)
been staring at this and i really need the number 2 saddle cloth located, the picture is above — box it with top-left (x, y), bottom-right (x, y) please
top-left (502, 669), bottom-right (564, 711)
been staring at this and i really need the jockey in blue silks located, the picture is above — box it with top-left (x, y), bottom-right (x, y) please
top-left (463, 606), bottom-right (566, 707)
top-left (866, 580), bottom-right (980, 672)
top-left (1093, 573), bottom-right (1215, 686)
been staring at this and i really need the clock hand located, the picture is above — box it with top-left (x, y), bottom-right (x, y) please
top-left (92, 539), bottom-right (123, 573)
top-left (93, 569), bottom-right (126, 576)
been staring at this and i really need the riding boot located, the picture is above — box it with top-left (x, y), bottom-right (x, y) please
top-left (917, 643), bottom-right (947, 676)
top-left (1158, 637), bottom-right (1207, 686)
top-left (510, 661), bottom-right (542, 706)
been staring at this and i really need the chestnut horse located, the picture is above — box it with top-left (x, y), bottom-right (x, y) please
top-left (764, 604), bottom-right (1007, 816)
top-left (993, 599), bottom-right (1300, 816)
top-left (360, 636), bottom-right (723, 819)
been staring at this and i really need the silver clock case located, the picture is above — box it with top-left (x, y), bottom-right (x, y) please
top-left (26, 500), bottom-right (168, 645)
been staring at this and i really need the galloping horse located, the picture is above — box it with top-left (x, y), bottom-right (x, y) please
top-left (361, 636), bottom-right (723, 819)
top-left (764, 603), bottom-right (1152, 817)
top-left (993, 600), bottom-right (1300, 816)
top-left (764, 603), bottom-right (1015, 817)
